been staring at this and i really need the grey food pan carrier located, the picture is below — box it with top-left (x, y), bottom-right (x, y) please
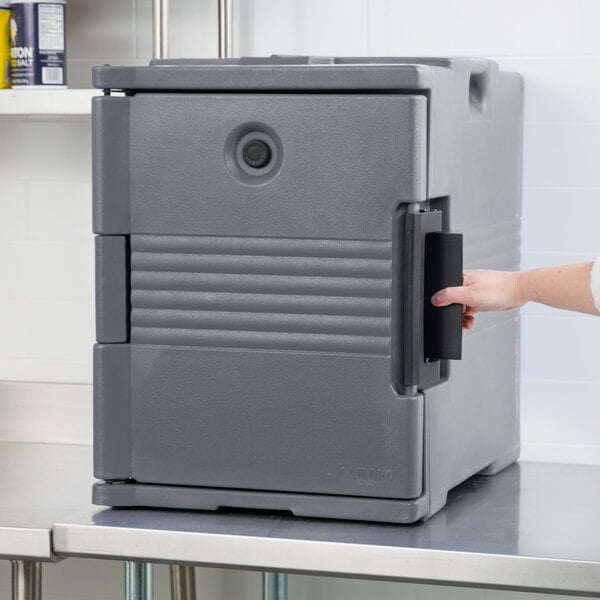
top-left (93, 56), bottom-right (523, 523)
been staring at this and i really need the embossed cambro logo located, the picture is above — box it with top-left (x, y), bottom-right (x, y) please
top-left (340, 466), bottom-right (394, 482)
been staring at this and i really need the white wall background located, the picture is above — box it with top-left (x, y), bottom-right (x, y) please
top-left (0, 0), bottom-right (598, 598)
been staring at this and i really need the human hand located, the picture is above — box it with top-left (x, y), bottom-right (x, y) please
top-left (431, 270), bottom-right (524, 330)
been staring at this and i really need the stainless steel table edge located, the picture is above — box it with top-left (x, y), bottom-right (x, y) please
top-left (52, 524), bottom-right (600, 597)
top-left (0, 527), bottom-right (53, 561)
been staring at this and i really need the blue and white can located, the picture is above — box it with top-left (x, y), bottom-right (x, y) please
top-left (10, 0), bottom-right (66, 87)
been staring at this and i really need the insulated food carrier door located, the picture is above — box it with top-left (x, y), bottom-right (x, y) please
top-left (94, 92), bottom-right (446, 501)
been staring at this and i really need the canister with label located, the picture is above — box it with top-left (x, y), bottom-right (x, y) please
top-left (10, 0), bottom-right (66, 88)
top-left (0, 2), bottom-right (9, 88)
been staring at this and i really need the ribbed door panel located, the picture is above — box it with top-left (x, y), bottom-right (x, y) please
top-left (130, 235), bottom-right (392, 355)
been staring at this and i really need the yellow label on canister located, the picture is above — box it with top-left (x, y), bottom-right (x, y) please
top-left (0, 6), bottom-right (10, 89)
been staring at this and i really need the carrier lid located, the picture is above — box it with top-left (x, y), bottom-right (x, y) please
top-left (92, 55), bottom-right (492, 93)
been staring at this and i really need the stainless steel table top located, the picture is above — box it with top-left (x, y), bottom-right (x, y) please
top-left (0, 442), bottom-right (93, 560)
top-left (53, 461), bottom-right (600, 596)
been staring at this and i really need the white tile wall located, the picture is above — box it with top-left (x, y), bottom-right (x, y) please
top-left (0, 117), bottom-right (94, 382)
top-left (521, 189), bottom-right (600, 255)
top-left (366, 0), bottom-right (600, 57)
top-left (66, 0), bottom-right (139, 88)
top-left (494, 58), bottom-right (600, 122)
top-left (66, 0), bottom-right (220, 87)
top-left (524, 123), bottom-right (600, 188)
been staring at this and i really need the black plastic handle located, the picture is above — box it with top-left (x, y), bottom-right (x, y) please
top-left (423, 232), bottom-right (463, 361)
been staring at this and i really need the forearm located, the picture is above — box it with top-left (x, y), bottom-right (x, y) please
top-left (517, 262), bottom-right (600, 315)
top-left (432, 261), bottom-right (600, 324)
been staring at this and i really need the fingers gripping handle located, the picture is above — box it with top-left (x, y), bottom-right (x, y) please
top-left (424, 232), bottom-right (463, 360)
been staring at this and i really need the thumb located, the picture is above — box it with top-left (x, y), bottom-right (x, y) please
top-left (431, 285), bottom-right (471, 307)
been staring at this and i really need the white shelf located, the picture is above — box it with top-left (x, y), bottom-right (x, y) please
top-left (0, 88), bottom-right (100, 115)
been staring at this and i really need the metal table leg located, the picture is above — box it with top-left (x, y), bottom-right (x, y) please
top-left (152, 0), bottom-right (169, 60)
top-left (218, 0), bottom-right (233, 58)
top-left (125, 561), bottom-right (153, 600)
top-left (262, 572), bottom-right (288, 600)
top-left (11, 561), bottom-right (41, 600)
top-left (170, 565), bottom-right (196, 600)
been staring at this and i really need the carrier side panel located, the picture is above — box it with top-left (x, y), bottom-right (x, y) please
top-left (92, 96), bottom-right (131, 234)
top-left (93, 344), bottom-right (132, 480)
top-left (423, 67), bottom-right (523, 516)
top-left (95, 236), bottom-right (129, 344)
